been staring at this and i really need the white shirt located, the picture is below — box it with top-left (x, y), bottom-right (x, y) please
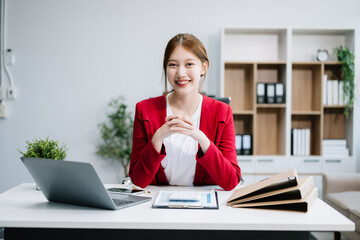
top-left (161, 93), bottom-right (203, 186)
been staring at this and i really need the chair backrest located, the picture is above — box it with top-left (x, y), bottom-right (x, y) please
top-left (212, 97), bottom-right (231, 105)
top-left (211, 96), bottom-right (244, 185)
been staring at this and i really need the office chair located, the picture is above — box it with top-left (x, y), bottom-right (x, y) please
top-left (212, 97), bottom-right (231, 105)
top-left (211, 96), bottom-right (244, 185)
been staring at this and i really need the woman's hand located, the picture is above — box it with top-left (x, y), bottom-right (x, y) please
top-left (152, 114), bottom-right (210, 154)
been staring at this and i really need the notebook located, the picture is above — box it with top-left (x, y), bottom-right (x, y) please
top-left (21, 157), bottom-right (151, 210)
top-left (152, 189), bottom-right (218, 209)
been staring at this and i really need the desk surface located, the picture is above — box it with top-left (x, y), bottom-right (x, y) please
top-left (0, 183), bottom-right (355, 231)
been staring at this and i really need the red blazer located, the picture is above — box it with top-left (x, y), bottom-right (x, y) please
top-left (129, 95), bottom-right (241, 191)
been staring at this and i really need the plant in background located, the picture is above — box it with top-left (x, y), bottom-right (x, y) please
top-left (96, 96), bottom-right (133, 178)
top-left (335, 46), bottom-right (355, 119)
top-left (18, 136), bottom-right (68, 160)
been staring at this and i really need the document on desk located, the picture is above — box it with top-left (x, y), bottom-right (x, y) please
top-left (152, 190), bottom-right (218, 209)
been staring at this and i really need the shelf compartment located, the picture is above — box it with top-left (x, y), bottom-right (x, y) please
top-left (255, 108), bottom-right (286, 155)
top-left (291, 115), bottom-right (322, 156)
top-left (233, 114), bottom-right (253, 135)
top-left (324, 63), bottom-right (342, 80)
top-left (256, 63), bottom-right (287, 84)
top-left (292, 63), bottom-right (322, 112)
top-left (224, 63), bottom-right (254, 112)
top-left (223, 28), bottom-right (287, 62)
top-left (323, 108), bottom-right (345, 139)
top-left (292, 29), bottom-right (354, 62)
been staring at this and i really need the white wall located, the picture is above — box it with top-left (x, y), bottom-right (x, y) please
top-left (1, 0), bottom-right (360, 193)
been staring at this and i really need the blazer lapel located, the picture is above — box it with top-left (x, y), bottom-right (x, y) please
top-left (195, 95), bottom-right (226, 183)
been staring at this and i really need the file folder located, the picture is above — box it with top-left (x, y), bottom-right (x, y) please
top-left (242, 134), bottom-right (252, 155)
top-left (257, 83), bottom-right (266, 104)
top-left (275, 83), bottom-right (284, 103)
top-left (235, 134), bottom-right (242, 155)
top-left (266, 83), bottom-right (275, 103)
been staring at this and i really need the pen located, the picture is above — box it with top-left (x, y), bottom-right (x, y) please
top-left (132, 186), bottom-right (151, 195)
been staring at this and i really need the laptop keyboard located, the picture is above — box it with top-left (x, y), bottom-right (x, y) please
top-left (112, 198), bottom-right (133, 207)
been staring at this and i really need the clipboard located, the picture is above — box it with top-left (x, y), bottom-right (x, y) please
top-left (152, 190), bottom-right (219, 209)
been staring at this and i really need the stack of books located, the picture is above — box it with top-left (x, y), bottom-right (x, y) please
top-left (227, 169), bottom-right (317, 212)
top-left (291, 128), bottom-right (311, 156)
top-left (323, 75), bottom-right (348, 106)
top-left (322, 139), bottom-right (349, 157)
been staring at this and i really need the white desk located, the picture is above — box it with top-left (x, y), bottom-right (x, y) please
top-left (0, 183), bottom-right (355, 240)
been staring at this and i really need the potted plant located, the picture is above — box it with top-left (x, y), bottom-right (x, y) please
top-left (335, 46), bottom-right (355, 119)
top-left (18, 136), bottom-right (68, 189)
top-left (96, 96), bottom-right (133, 179)
top-left (18, 136), bottom-right (68, 160)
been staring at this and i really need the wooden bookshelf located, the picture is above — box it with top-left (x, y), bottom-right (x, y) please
top-left (224, 61), bottom-right (287, 155)
top-left (221, 28), bottom-right (357, 192)
top-left (221, 28), bottom-right (356, 183)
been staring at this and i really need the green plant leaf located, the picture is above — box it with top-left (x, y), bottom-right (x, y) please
top-left (335, 46), bottom-right (355, 119)
top-left (96, 96), bottom-right (133, 177)
top-left (18, 136), bottom-right (68, 160)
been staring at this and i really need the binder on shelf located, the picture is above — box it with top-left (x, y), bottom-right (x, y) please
top-left (323, 74), bottom-right (328, 105)
top-left (275, 83), bottom-right (284, 103)
top-left (257, 83), bottom-right (266, 104)
top-left (266, 83), bottom-right (275, 104)
top-left (305, 129), bottom-right (310, 156)
top-left (227, 169), bottom-right (318, 212)
top-left (242, 134), bottom-right (252, 155)
top-left (297, 128), bottom-right (302, 155)
top-left (327, 80), bottom-right (333, 105)
top-left (235, 134), bottom-right (242, 155)
top-left (332, 80), bottom-right (339, 105)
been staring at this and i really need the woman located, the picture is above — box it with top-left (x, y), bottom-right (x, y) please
top-left (129, 33), bottom-right (241, 191)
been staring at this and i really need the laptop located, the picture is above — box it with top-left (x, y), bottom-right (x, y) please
top-left (21, 157), bottom-right (152, 210)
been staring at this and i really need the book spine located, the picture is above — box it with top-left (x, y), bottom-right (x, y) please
top-left (323, 74), bottom-right (327, 105)
top-left (257, 83), bottom-right (265, 104)
top-left (327, 80), bottom-right (333, 105)
top-left (275, 83), bottom-right (284, 104)
top-left (242, 134), bottom-right (252, 155)
top-left (333, 80), bottom-right (339, 105)
top-left (235, 134), bottom-right (242, 155)
top-left (266, 83), bottom-right (275, 104)
top-left (305, 129), bottom-right (310, 156)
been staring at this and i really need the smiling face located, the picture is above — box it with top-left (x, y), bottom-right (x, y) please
top-left (166, 46), bottom-right (208, 96)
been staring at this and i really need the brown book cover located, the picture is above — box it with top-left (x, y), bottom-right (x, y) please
top-left (231, 186), bottom-right (318, 212)
top-left (227, 169), bottom-right (299, 205)
top-left (228, 176), bottom-right (314, 206)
